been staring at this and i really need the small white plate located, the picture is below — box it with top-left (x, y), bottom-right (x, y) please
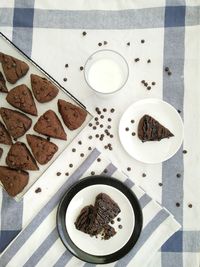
top-left (119, 98), bottom-right (184, 164)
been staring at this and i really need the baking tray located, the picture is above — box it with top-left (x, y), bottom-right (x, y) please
top-left (0, 32), bottom-right (93, 200)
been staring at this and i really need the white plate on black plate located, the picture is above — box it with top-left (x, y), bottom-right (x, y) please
top-left (119, 98), bottom-right (184, 164)
top-left (57, 176), bottom-right (143, 264)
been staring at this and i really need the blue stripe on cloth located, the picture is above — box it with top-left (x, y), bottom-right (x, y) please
top-left (162, 1), bottom-right (185, 266)
top-left (0, 230), bottom-right (21, 253)
top-left (13, 8), bottom-right (34, 28)
top-left (124, 178), bottom-right (135, 188)
top-left (115, 209), bottom-right (170, 267)
top-left (162, 230), bottom-right (182, 252)
top-left (0, 149), bottom-right (100, 267)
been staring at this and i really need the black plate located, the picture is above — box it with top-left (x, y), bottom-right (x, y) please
top-left (56, 175), bottom-right (143, 264)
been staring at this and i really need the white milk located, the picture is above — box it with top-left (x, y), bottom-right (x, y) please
top-left (87, 58), bottom-right (124, 93)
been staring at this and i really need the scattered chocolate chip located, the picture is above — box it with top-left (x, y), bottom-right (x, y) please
top-left (0, 148), bottom-right (3, 159)
top-left (100, 124), bottom-right (103, 128)
top-left (89, 123), bottom-right (92, 127)
top-left (97, 158), bottom-right (101, 162)
top-left (110, 108), bottom-right (115, 113)
top-left (177, 110), bottom-right (181, 114)
top-left (93, 126), bottom-right (97, 130)
top-left (104, 41), bottom-right (108, 45)
top-left (56, 172), bottom-right (61, 176)
top-left (110, 134), bottom-right (114, 138)
top-left (152, 81), bottom-right (156, 85)
top-left (132, 132), bottom-right (136, 136)
top-left (82, 31), bottom-right (87, 36)
top-left (100, 115), bottom-right (104, 119)
top-left (188, 203), bottom-right (193, 208)
top-left (176, 173), bottom-right (181, 178)
top-left (95, 107), bottom-right (100, 112)
top-left (80, 153), bottom-right (84, 157)
top-left (111, 220), bottom-right (115, 224)
top-left (117, 217), bottom-right (121, 222)
top-left (47, 136), bottom-right (51, 141)
top-left (125, 127), bottom-right (129, 131)
top-left (165, 67), bottom-right (169, 72)
top-left (88, 146), bottom-right (92, 151)
top-left (102, 108), bottom-right (107, 112)
top-left (69, 164), bottom-right (73, 168)
top-left (141, 39), bottom-right (145, 43)
top-left (88, 135), bottom-right (93, 140)
top-left (176, 202), bottom-right (180, 207)
top-left (147, 59), bottom-right (151, 63)
top-left (127, 42), bottom-right (130, 46)
top-left (168, 71), bottom-right (172, 76)
top-left (142, 173), bottom-right (146, 177)
top-left (63, 78), bottom-right (67, 82)
top-left (107, 125), bottom-right (111, 129)
top-left (118, 225), bottom-right (123, 229)
top-left (108, 118), bottom-right (112, 122)
top-left (95, 117), bottom-right (98, 121)
top-left (127, 167), bottom-right (131, 171)
top-left (78, 141), bottom-right (82, 145)
top-left (65, 64), bottom-right (69, 68)
top-left (141, 80), bottom-right (145, 84)
top-left (158, 182), bottom-right (163, 186)
top-left (144, 82), bottom-right (148, 87)
top-left (134, 58), bottom-right (140, 62)
top-left (104, 168), bottom-right (108, 173)
top-left (109, 146), bottom-right (113, 151)
top-left (97, 110), bottom-right (101, 115)
top-left (131, 119), bottom-right (135, 123)
top-left (147, 86), bottom-right (151, 90)
top-left (96, 121), bottom-right (99, 125)
top-left (80, 66), bottom-right (84, 71)
top-left (72, 148), bottom-right (76, 152)
top-left (65, 172), bottom-right (69, 176)
top-left (98, 42), bottom-right (102, 46)
top-left (104, 145), bottom-right (108, 149)
top-left (183, 150), bottom-right (187, 154)
top-left (35, 187), bottom-right (42, 193)
top-left (91, 171), bottom-right (95, 175)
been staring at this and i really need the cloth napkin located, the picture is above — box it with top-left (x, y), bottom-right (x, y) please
top-left (0, 145), bottom-right (180, 267)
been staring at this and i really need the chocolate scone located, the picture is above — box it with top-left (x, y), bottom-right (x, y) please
top-left (0, 52), bottom-right (29, 84)
top-left (0, 108), bottom-right (32, 139)
top-left (6, 84), bottom-right (37, 116)
top-left (31, 74), bottom-right (59, 103)
top-left (0, 166), bottom-right (29, 197)
top-left (26, 134), bottom-right (58, 165)
top-left (0, 71), bottom-right (8, 93)
top-left (102, 224), bottom-right (116, 240)
top-left (138, 114), bottom-right (174, 142)
top-left (6, 142), bottom-right (39, 170)
top-left (58, 99), bottom-right (87, 130)
top-left (0, 148), bottom-right (3, 159)
top-left (34, 110), bottom-right (67, 140)
top-left (75, 205), bottom-right (96, 234)
top-left (0, 121), bottom-right (12, 145)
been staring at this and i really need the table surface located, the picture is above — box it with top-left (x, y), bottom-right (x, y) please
top-left (0, 1), bottom-right (200, 267)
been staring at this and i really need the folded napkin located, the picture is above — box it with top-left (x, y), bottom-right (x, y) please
top-left (0, 148), bottom-right (180, 267)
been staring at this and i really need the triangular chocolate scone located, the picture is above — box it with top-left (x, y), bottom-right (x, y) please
top-left (26, 134), bottom-right (58, 165)
top-left (6, 84), bottom-right (37, 116)
top-left (0, 107), bottom-right (32, 139)
top-left (31, 74), bottom-right (59, 103)
top-left (138, 114), bottom-right (174, 142)
top-left (0, 121), bottom-right (12, 145)
top-left (58, 99), bottom-right (87, 130)
top-left (0, 71), bottom-right (8, 93)
top-left (0, 52), bottom-right (29, 84)
top-left (6, 142), bottom-right (39, 170)
top-left (34, 110), bottom-right (67, 140)
top-left (0, 166), bottom-right (29, 197)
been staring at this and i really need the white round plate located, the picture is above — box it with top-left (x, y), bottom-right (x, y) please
top-left (119, 98), bottom-right (184, 164)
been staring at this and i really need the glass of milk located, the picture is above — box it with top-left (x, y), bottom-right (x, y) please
top-left (84, 50), bottom-right (129, 95)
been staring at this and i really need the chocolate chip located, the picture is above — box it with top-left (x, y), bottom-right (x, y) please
top-left (188, 203), bottom-right (193, 208)
top-left (102, 108), bottom-right (107, 112)
top-left (158, 182), bottom-right (163, 186)
top-left (97, 110), bottom-right (101, 115)
top-left (104, 41), bottom-right (108, 45)
top-left (92, 126), bottom-right (96, 130)
top-left (78, 141), bottom-right (82, 145)
top-left (89, 123), bottom-right (92, 127)
top-left (91, 171), bottom-right (95, 175)
top-left (80, 153), bottom-right (84, 157)
top-left (144, 82), bottom-right (148, 87)
top-left (177, 110), bottom-right (181, 113)
top-left (69, 164), bottom-right (73, 168)
top-left (63, 78), bottom-right (67, 82)
top-left (117, 217), bottom-right (121, 222)
top-left (72, 148), bottom-right (76, 152)
top-left (104, 145), bottom-right (108, 149)
top-left (95, 134), bottom-right (99, 138)
top-left (88, 146), bottom-right (92, 151)
top-left (176, 173), bottom-right (181, 178)
top-left (127, 42), bottom-right (130, 46)
top-left (183, 150), bottom-right (187, 154)
top-left (168, 71), bottom-right (172, 76)
top-left (111, 220), bottom-right (115, 224)
top-left (35, 187), bottom-right (42, 193)
top-left (142, 173), bottom-right (146, 177)
top-left (65, 64), bottom-right (69, 68)
top-left (104, 168), bottom-right (108, 173)
top-left (152, 81), bottom-right (156, 85)
top-left (98, 42), bottom-right (102, 46)
top-left (125, 127), bottom-right (129, 131)
top-left (96, 121), bottom-right (99, 125)
top-left (131, 120), bottom-right (135, 123)
top-left (147, 59), bottom-right (151, 63)
top-left (141, 39), bottom-right (145, 43)
top-left (134, 58), bottom-right (140, 62)
top-left (100, 124), bottom-right (103, 128)
top-left (165, 67), bottom-right (169, 72)
top-left (107, 125), bottom-right (111, 129)
top-left (80, 66), bottom-right (84, 71)
top-left (176, 202), bottom-right (180, 207)
top-left (109, 146), bottom-right (113, 151)
top-left (47, 137), bottom-right (50, 141)
top-left (95, 107), bottom-right (100, 112)
top-left (56, 172), bottom-right (61, 176)
top-left (108, 118), bottom-right (112, 122)
top-left (82, 31), bottom-right (87, 36)
top-left (141, 80), bottom-right (145, 84)
top-left (147, 86), bottom-right (151, 90)
top-left (127, 167), bottom-right (131, 171)
top-left (132, 132), bottom-right (136, 136)
top-left (100, 115), bottom-right (104, 119)
top-left (110, 134), bottom-right (113, 138)
top-left (88, 135), bottom-right (93, 139)
top-left (65, 172), bottom-right (69, 176)
top-left (118, 225), bottom-right (123, 229)
top-left (95, 117), bottom-right (98, 121)
top-left (110, 108), bottom-right (115, 113)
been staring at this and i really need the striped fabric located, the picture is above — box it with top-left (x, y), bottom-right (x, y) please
top-left (0, 148), bottom-right (180, 267)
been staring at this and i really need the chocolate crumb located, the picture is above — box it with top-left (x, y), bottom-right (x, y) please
top-left (176, 202), bottom-right (180, 207)
top-left (134, 58), bottom-right (140, 62)
top-left (118, 225), bottom-right (123, 229)
top-left (63, 78), bottom-right (67, 82)
top-left (56, 172), bottom-right (61, 176)
top-left (0, 148), bottom-right (3, 159)
top-left (35, 187), bottom-right (42, 193)
top-left (80, 66), bottom-right (84, 71)
top-left (142, 173), bottom-right (146, 177)
top-left (47, 137), bottom-right (51, 141)
top-left (69, 164), bottom-right (73, 168)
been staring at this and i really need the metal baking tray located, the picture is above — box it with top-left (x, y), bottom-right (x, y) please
top-left (0, 32), bottom-right (92, 200)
